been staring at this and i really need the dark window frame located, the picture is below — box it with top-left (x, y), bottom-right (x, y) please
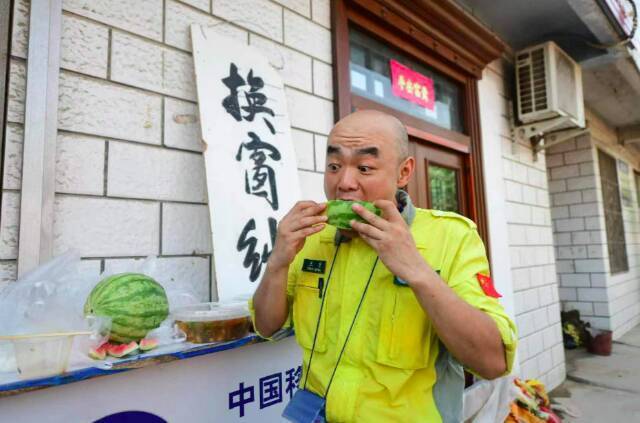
top-left (634, 170), bottom-right (640, 210)
top-left (597, 149), bottom-right (629, 274)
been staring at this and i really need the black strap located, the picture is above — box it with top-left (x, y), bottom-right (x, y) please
top-left (301, 242), bottom-right (379, 399)
top-left (303, 242), bottom-right (341, 390)
top-left (325, 257), bottom-right (378, 398)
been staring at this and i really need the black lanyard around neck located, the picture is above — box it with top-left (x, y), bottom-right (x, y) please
top-left (301, 240), bottom-right (379, 399)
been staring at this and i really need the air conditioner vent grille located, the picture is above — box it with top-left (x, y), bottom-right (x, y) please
top-left (531, 49), bottom-right (547, 111)
top-left (518, 53), bottom-right (533, 114)
top-left (515, 41), bottom-right (584, 129)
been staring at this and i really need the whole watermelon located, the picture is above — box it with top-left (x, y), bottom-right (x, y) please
top-left (84, 273), bottom-right (169, 343)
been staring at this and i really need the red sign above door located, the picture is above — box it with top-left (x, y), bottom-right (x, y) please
top-left (390, 59), bottom-right (436, 110)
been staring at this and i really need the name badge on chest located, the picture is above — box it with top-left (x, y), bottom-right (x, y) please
top-left (302, 259), bottom-right (326, 274)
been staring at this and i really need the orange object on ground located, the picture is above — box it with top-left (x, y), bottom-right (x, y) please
top-left (504, 379), bottom-right (562, 423)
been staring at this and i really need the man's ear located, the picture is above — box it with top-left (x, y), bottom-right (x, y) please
top-left (397, 156), bottom-right (415, 188)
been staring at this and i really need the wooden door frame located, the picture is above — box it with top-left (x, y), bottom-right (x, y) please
top-left (416, 142), bottom-right (468, 215)
top-left (331, 0), bottom-right (506, 247)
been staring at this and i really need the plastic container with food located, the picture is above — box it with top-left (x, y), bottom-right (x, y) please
top-left (172, 302), bottom-right (251, 344)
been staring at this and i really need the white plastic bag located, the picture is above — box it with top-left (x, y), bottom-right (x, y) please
top-left (101, 256), bottom-right (203, 311)
top-left (0, 250), bottom-right (97, 336)
top-left (0, 251), bottom-right (110, 373)
top-left (463, 375), bottom-right (519, 423)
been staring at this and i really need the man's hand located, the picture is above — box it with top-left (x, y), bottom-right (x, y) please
top-left (269, 201), bottom-right (327, 270)
top-left (350, 200), bottom-right (432, 284)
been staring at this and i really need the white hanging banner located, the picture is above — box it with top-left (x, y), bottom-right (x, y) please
top-left (191, 26), bottom-right (300, 301)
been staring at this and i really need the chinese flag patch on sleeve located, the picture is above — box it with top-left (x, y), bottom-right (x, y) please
top-left (477, 273), bottom-right (501, 298)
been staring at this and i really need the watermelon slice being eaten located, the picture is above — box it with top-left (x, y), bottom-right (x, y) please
top-left (107, 341), bottom-right (139, 358)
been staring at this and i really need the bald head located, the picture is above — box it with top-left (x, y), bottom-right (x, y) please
top-left (329, 110), bottom-right (409, 162)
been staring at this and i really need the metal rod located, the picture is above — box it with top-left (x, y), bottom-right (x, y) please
top-left (17, 0), bottom-right (62, 277)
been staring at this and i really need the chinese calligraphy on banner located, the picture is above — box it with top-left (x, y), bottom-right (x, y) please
top-left (389, 59), bottom-right (435, 110)
top-left (191, 26), bottom-right (301, 300)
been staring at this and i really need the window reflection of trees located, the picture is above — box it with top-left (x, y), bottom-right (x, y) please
top-left (429, 166), bottom-right (459, 213)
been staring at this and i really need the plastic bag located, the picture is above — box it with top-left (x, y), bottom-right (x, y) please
top-left (0, 251), bottom-right (113, 373)
top-left (143, 320), bottom-right (187, 348)
top-left (101, 256), bottom-right (203, 311)
top-left (463, 375), bottom-right (519, 422)
top-left (0, 250), bottom-right (98, 337)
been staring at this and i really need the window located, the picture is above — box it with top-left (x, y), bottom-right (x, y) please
top-left (349, 28), bottom-right (464, 133)
top-left (429, 165), bottom-right (460, 213)
top-left (597, 150), bottom-right (628, 274)
top-left (332, 0), bottom-right (507, 247)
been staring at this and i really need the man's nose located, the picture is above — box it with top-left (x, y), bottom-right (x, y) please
top-left (337, 167), bottom-right (358, 191)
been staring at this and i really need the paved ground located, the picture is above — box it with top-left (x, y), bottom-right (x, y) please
top-left (550, 324), bottom-right (640, 422)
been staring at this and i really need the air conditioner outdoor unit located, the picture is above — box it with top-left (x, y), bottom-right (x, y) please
top-left (515, 41), bottom-right (585, 130)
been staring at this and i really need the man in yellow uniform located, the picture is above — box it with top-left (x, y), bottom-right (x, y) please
top-left (251, 110), bottom-right (517, 422)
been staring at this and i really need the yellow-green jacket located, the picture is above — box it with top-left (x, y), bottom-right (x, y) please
top-left (251, 205), bottom-right (517, 422)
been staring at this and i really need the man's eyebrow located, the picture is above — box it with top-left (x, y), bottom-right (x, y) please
top-left (327, 145), bottom-right (341, 155)
top-left (326, 145), bottom-right (379, 157)
top-left (356, 147), bottom-right (379, 157)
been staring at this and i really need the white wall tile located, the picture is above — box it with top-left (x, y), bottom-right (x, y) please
top-left (56, 133), bottom-right (105, 195)
top-left (107, 142), bottom-right (207, 202)
top-left (11, 0), bottom-right (29, 59)
top-left (58, 72), bottom-right (162, 144)
top-left (165, 0), bottom-right (248, 52)
top-left (249, 34), bottom-right (313, 92)
top-left (212, 0), bottom-right (283, 42)
top-left (7, 60), bottom-right (26, 124)
top-left (63, 0), bottom-right (163, 40)
top-left (311, 0), bottom-right (330, 28)
top-left (61, 14), bottom-right (109, 78)
top-left (285, 88), bottom-right (334, 135)
top-left (284, 9), bottom-right (331, 62)
top-left (162, 203), bottom-right (212, 255)
top-left (291, 129), bottom-right (315, 170)
top-left (164, 98), bottom-right (203, 152)
top-left (3, 124), bottom-right (23, 190)
top-left (53, 196), bottom-right (159, 257)
top-left (0, 192), bottom-right (20, 260)
top-left (313, 59), bottom-right (333, 99)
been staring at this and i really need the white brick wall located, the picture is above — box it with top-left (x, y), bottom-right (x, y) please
top-left (600, 141), bottom-right (640, 338)
top-left (285, 87), bottom-right (335, 135)
top-left (55, 133), bottom-right (105, 195)
top-left (546, 134), bottom-right (624, 333)
top-left (164, 98), bottom-right (203, 152)
top-left (212, 0), bottom-right (283, 42)
top-left (53, 196), bottom-right (160, 257)
top-left (1, 0), bottom-right (332, 302)
top-left (546, 129), bottom-right (640, 338)
top-left (7, 59), bottom-right (25, 124)
top-left (3, 124), bottom-right (23, 190)
top-left (249, 34), bottom-right (313, 93)
top-left (161, 203), bottom-right (212, 255)
top-left (58, 72), bottom-right (163, 144)
top-left (60, 15), bottom-right (109, 78)
top-left (63, 0), bottom-right (164, 41)
top-left (107, 142), bottom-right (207, 202)
top-left (480, 59), bottom-right (565, 390)
top-left (165, 0), bottom-right (248, 52)
top-left (0, 192), bottom-right (20, 260)
top-left (284, 10), bottom-right (332, 63)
